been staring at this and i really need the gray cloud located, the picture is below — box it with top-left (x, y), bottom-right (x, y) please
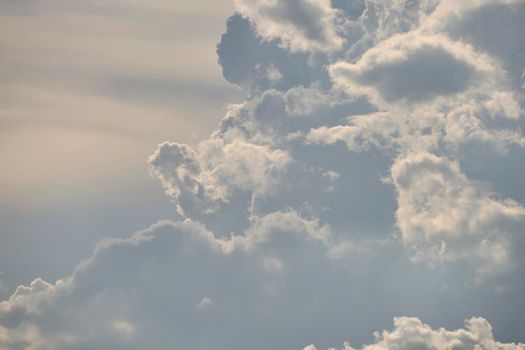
top-left (217, 13), bottom-right (324, 91)
top-left (330, 32), bottom-right (498, 104)
top-left (3, 212), bottom-right (524, 349)
top-left (443, 0), bottom-right (525, 89)
top-left (0, 215), bottom-right (348, 349)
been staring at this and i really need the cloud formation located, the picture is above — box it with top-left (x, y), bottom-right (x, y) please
top-left (306, 317), bottom-right (525, 350)
top-left (329, 33), bottom-right (495, 104)
top-left (2, 0), bottom-right (525, 348)
top-left (392, 152), bottom-right (525, 276)
top-left (0, 215), bottom-right (342, 349)
top-left (148, 138), bottom-right (291, 216)
top-left (235, 0), bottom-right (344, 52)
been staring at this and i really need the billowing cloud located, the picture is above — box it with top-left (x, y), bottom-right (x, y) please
top-left (4, 209), bottom-right (523, 349)
top-left (148, 137), bottom-right (291, 217)
top-left (235, 0), bottom-right (344, 52)
top-left (2, 0), bottom-right (525, 349)
top-left (216, 13), bottom-right (322, 91)
top-left (441, 0), bottom-right (525, 88)
top-left (0, 213), bottom-right (334, 349)
top-left (329, 32), bottom-right (499, 104)
top-left (303, 1), bottom-right (525, 279)
top-left (307, 317), bottom-right (525, 350)
top-left (391, 152), bottom-right (525, 276)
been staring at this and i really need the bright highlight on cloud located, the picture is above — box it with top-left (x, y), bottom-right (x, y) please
top-left (329, 33), bottom-right (495, 104)
top-left (1, 0), bottom-right (525, 349)
top-left (392, 152), bottom-right (525, 276)
top-left (149, 138), bottom-right (291, 216)
top-left (306, 316), bottom-right (525, 350)
top-left (236, 0), bottom-right (344, 52)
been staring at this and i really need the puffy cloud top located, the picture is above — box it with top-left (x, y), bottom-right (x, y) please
top-left (392, 152), bottom-right (525, 276)
top-left (329, 33), bottom-right (497, 104)
top-left (236, 0), bottom-right (345, 52)
top-left (149, 137), bottom-right (291, 217)
top-left (307, 317), bottom-right (525, 350)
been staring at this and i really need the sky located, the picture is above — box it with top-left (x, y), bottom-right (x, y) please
top-left (0, 0), bottom-right (525, 349)
top-left (0, 0), bottom-right (242, 289)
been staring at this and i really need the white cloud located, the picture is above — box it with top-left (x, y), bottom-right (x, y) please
top-left (307, 98), bottom-right (524, 155)
top-left (148, 137), bottom-right (291, 216)
top-left (330, 32), bottom-right (499, 105)
top-left (307, 111), bottom-right (403, 152)
top-left (195, 296), bottom-right (216, 310)
top-left (303, 2), bottom-right (525, 283)
top-left (315, 316), bottom-right (525, 350)
top-left (391, 152), bottom-right (525, 277)
top-left (235, 0), bottom-right (344, 52)
top-left (304, 345), bottom-right (319, 350)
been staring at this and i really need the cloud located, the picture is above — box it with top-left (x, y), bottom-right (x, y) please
top-left (309, 316), bottom-right (525, 350)
top-left (5, 209), bottom-right (523, 349)
top-left (302, 3), bottom-right (524, 285)
top-left (329, 32), bottom-right (497, 104)
top-left (195, 296), bottom-right (216, 310)
top-left (235, 0), bottom-right (344, 52)
top-left (0, 213), bottom-right (343, 350)
top-left (391, 152), bottom-right (525, 277)
top-left (157, 1), bottom-right (525, 281)
top-left (216, 13), bottom-right (321, 91)
top-left (148, 137), bottom-right (291, 217)
top-left (307, 96), bottom-right (524, 155)
top-left (3, 0), bottom-right (525, 348)
top-left (441, 0), bottom-right (525, 89)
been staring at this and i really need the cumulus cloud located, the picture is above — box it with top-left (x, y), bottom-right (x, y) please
top-left (148, 137), bottom-right (291, 217)
top-left (308, 317), bottom-right (525, 350)
top-left (235, 0), bottom-right (344, 52)
top-left (0, 213), bottom-right (357, 350)
top-left (163, 0), bottom-right (525, 279)
top-left (302, 1), bottom-right (525, 282)
top-left (216, 13), bottom-right (321, 91)
top-left (440, 0), bottom-right (525, 89)
top-left (329, 32), bottom-right (498, 104)
top-left (391, 152), bottom-right (525, 276)
top-left (307, 96), bottom-right (524, 155)
top-left (6, 208), bottom-right (522, 349)
top-left (3, 0), bottom-right (525, 348)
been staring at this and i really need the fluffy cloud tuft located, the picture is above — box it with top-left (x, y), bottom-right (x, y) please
top-left (235, 0), bottom-right (344, 52)
top-left (391, 152), bottom-right (525, 276)
top-left (148, 137), bottom-right (291, 216)
top-left (327, 316), bottom-right (525, 350)
top-left (329, 32), bottom-right (498, 104)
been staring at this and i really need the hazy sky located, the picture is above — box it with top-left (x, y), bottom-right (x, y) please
top-left (0, 0), bottom-right (241, 289)
top-left (1, 1), bottom-right (525, 349)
